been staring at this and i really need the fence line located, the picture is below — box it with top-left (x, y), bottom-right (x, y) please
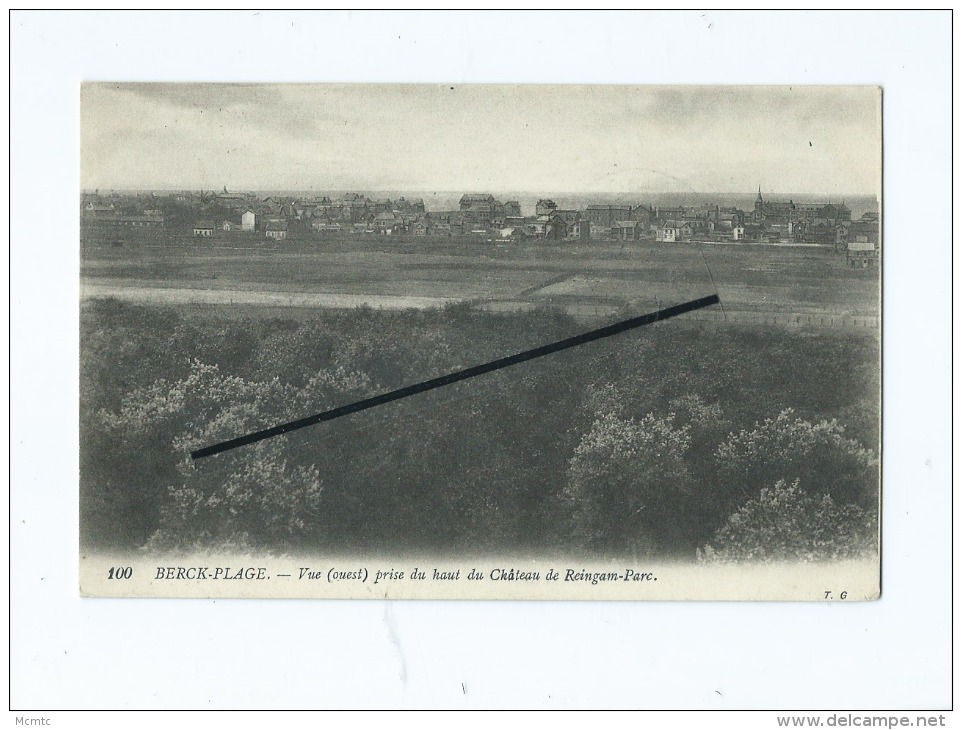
top-left (681, 309), bottom-right (879, 329)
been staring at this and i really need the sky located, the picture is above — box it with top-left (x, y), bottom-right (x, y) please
top-left (81, 84), bottom-right (881, 196)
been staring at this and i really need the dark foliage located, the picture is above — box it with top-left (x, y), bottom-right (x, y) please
top-left (80, 299), bottom-right (879, 558)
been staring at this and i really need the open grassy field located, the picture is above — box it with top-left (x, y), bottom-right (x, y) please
top-left (80, 234), bottom-right (879, 324)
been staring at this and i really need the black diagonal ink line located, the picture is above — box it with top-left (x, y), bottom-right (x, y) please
top-left (190, 294), bottom-right (721, 460)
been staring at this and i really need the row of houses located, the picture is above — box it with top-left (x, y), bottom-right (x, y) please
top-left (250, 193), bottom-right (428, 224)
top-left (198, 203), bottom-right (880, 249)
top-left (87, 188), bottom-right (738, 241)
top-left (82, 202), bottom-right (167, 228)
top-left (84, 188), bottom-right (877, 252)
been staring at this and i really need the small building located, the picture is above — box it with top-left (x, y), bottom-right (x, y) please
top-left (544, 213), bottom-right (568, 241)
top-left (847, 241), bottom-right (879, 268)
top-left (241, 210), bottom-right (256, 231)
top-left (849, 220), bottom-right (879, 245)
top-left (658, 223), bottom-right (677, 243)
top-left (193, 222), bottom-right (214, 237)
top-left (265, 220), bottom-right (288, 241)
top-left (732, 225), bottom-right (746, 241)
top-left (448, 215), bottom-right (467, 236)
top-left (221, 220), bottom-right (235, 231)
top-left (535, 199), bottom-right (558, 216)
top-left (789, 216), bottom-right (811, 242)
top-left (374, 214), bottom-right (401, 235)
top-left (808, 222), bottom-right (834, 245)
top-left (568, 220), bottom-right (590, 240)
top-left (83, 202), bottom-right (115, 216)
top-left (835, 223), bottom-right (850, 247)
top-left (613, 220), bottom-right (640, 241)
top-left (767, 222), bottom-right (791, 242)
top-left (657, 220), bottom-right (693, 243)
top-left (312, 219), bottom-right (342, 233)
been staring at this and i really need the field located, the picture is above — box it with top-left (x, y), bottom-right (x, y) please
top-left (80, 233), bottom-right (880, 324)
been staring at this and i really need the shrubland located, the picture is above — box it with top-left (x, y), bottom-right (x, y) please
top-left (80, 299), bottom-right (879, 559)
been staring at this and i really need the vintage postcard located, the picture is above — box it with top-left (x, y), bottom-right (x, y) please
top-left (79, 84), bottom-right (881, 599)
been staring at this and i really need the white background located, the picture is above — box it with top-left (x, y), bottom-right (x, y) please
top-left (7, 9), bottom-right (953, 717)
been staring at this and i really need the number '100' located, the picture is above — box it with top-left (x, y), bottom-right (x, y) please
top-left (107, 567), bottom-right (132, 579)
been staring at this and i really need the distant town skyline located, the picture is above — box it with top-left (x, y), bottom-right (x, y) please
top-left (81, 84), bottom-right (881, 196)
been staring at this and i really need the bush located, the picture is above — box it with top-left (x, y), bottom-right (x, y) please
top-left (87, 360), bottom-right (300, 549)
top-left (715, 408), bottom-right (879, 512)
top-left (147, 443), bottom-right (324, 552)
top-left (698, 479), bottom-right (878, 563)
top-left (561, 410), bottom-right (693, 557)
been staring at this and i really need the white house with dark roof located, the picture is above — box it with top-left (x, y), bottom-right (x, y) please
top-left (265, 220), bottom-right (288, 240)
top-left (657, 220), bottom-right (693, 243)
top-left (193, 221), bottom-right (214, 237)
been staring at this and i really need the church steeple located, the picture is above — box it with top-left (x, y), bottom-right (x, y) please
top-left (756, 185), bottom-right (763, 204)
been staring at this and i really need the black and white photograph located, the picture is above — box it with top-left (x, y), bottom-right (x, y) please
top-left (11, 8), bottom-right (953, 715)
top-left (78, 83), bottom-right (881, 600)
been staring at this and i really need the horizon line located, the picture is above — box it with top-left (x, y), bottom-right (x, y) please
top-left (82, 187), bottom-right (880, 197)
